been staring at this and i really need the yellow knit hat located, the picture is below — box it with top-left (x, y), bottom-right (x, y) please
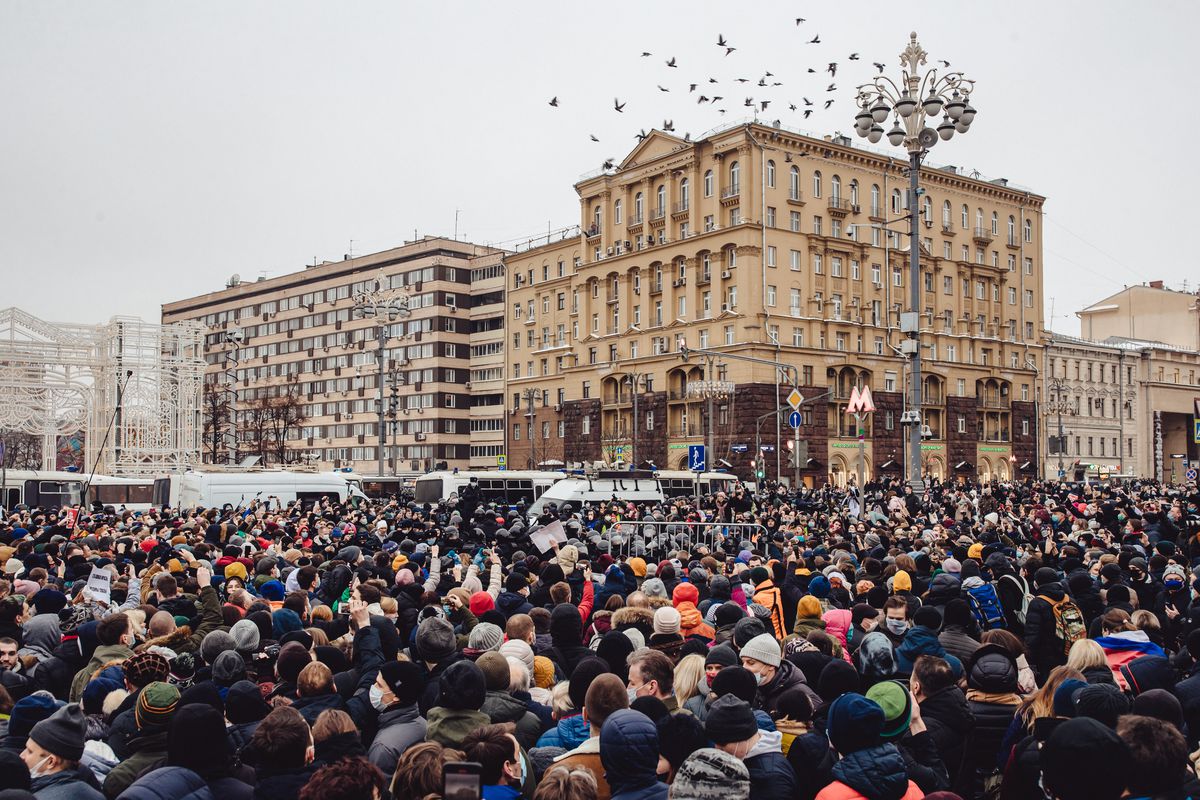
top-left (968, 542), bottom-right (984, 560)
top-left (533, 656), bottom-right (556, 689)
top-left (893, 570), bottom-right (912, 592)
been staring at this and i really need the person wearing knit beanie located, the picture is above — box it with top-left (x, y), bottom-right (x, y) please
top-left (1041, 717), bottom-right (1130, 800)
top-left (416, 617), bottom-right (458, 664)
top-left (532, 656), bottom-right (555, 690)
top-left (733, 617), bottom-right (767, 649)
top-left (705, 643), bottom-right (739, 676)
top-left (653, 606), bottom-right (681, 636)
top-left (23, 704), bottom-right (102, 799)
top-left (817, 658), bottom-right (861, 702)
top-left (475, 651), bottom-right (511, 692)
top-left (826, 692), bottom-right (885, 755)
top-left (865, 680), bottom-right (913, 739)
top-left (467, 622), bottom-right (503, 653)
top-left (714, 601), bottom-right (745, 629)
top-left (672, 747), bottom-right (750, 800)
top-left (1052, 678), bottom-right (1087, 718)
top-left (229, 618), bottom-right (261, 656)
top-left (377, 660), bottom-right (425, 709)
top-left (134, 681), bottom-right (180, 731)
top-left (469, 591), bottom-right (495, 617)
top-left (892, 570), bottom-right (913, 593)
top-left (199, 629), bottom-right (237, 665)
top-left (705, 694), bottom-right (759, 745)
top-left (435, 660), bottom-right (486, 713)
top-left (499, 639), bottom-right (534, 674)
top-left (739, 633), bottom-right (782, 669)
top-left (1073, 683), bottom-right (1129, 728)
top-left (275, 641), bottom-right (312, 686)
top-left (212, 650), bottom-right (247, 686)
top-left (641, 577), bottom-right (667, 598)
top-left (710, 666), bottom-right (758, 704)
top-left (808, 575), bottom-right (831, 600)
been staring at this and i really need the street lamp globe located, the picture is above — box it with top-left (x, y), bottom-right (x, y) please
top-left (894, 93), bottom-right (917, 118)
top-left (870, 97), bottom-right (891, 123)
top-left (944, 91), bottom-right (966, 120)
top-left (855, 106), bottom-right (874, 132)
top-left (887, 121), bottom-right (906, 147)
top-left (937, 116), bottom-right (956, 141)
top-left (958, 101), bottom-right (977, 125)
top-left (867, 124), bottom-right (884, 144)
top-left (922, 91), bottom-right (944, 116)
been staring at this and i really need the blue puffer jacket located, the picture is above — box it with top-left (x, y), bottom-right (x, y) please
top-left (599, 709), bottom-right (668, 800)
top-left (116, 767), bottom-right (215, 800)
top-left (828, 743), bottom-right (913, 799)
top-left (535, 712), bottom-right (590, 749)
top-left (894, 627), bottom-right (962, 676)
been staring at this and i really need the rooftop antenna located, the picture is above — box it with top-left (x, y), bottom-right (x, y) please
top-left (453, 209), bottom-right (460, 240)
top-left (348, 239), bottom-right (356, 260)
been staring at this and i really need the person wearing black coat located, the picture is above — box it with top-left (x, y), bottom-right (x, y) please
top-left (1022, 569), bottom-right (1069, 681)
top-left (911, 656), bottom-right (973, 790)
top-left (959, 644), bottom-right (1022, 798)
top-left (162, 704), bottom-right (254, 800)
top-left (543, 604), bottom-right (592, 678)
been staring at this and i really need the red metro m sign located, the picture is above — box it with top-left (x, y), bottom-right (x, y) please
top-left (845, 386), bottom-right (876, 415)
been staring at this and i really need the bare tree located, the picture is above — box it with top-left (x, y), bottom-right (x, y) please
top-left (0, 431), bottom-right (43, 470)
top-left (201, 382), bottom-right (230, 464)
top-left (265, 388), bottom-right (307, 465)
top-left (241, 396), bottom-right (273, 465)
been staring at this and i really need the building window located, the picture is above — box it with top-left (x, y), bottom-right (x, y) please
top-left (1024, 289), bottom-right (1034, 308)
top-left (766, 159), bottom-right (776, 188)
top-left (790, 166), bottom-right (801, 200)
top-left (790, 249), bottom-right (802, 271)
top-left (766, 285), bottom-right (777, 306)
top-left (724, 325), bottom-right (734, 345)
top-left (766, 207), bottom-right (776, 228)
top-left (767, 245), bottom-right (776, 267)
top-left (614, 199), bottom-right (622, 225)
top-left (679, 178), bottom-right (689, 209)
top-left (792, 327), bottom-right (803, 346)
top-left (729, 160), bottom-right (740, 193)
top-left (812, 170), bottom-right (822, 198)
top-left (1024, 218), bottom-right (1033, 242)
top-left (957, 415), bottom-right (966, 433)
top-left (581, 415), bottom-right (590, 434)
top-left (813, 254), bottom-right (823, 275)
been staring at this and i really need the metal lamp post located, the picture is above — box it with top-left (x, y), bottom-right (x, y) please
top-left (854, 32), bottom-right (977, 492)
top-left (353, 274), bottom-right (411, 478)
top-left (1046, 377), bottom-right (1075, 479)
top-left (686, 360), bottom-right (733, 474)
top-left (520, 387), bottom-right (544, 469)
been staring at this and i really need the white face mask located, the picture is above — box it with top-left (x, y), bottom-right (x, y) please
top-left (885, 617), bottom-right (909, 635)
top-left (29, 755), bottom-right (50, 780)
top-left (369, 684), bottom-right (389, 711)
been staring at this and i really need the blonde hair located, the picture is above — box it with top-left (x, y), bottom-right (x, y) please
top-left (1066, 638), bottom-right (1107, 672)
top-left (1131, 610), bottom-right (1160, 633)
top-left (309, 605), bottom-right (333, 622)
top-left (1016, 665), bottom-right (1084, 731)
top-left (550, 681), bottom-right (574, 719)
top-left (673, 654), bottom-right (706, 706)
top-left (305, 627), bottom-right (329, 647)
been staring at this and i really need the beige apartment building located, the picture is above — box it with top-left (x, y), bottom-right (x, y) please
top-left (504, 121), bottom-right (1046, 486)
top-left (1042, 331), bottom-right (1200, 481)
top-left (161, 237), bottom-right (507, 474)
top-left (1078, 281), bottom-right (1200, 351)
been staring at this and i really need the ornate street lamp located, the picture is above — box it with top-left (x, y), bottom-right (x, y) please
top-left (353, 273), bottom-right (411, 478)
top-left (853, 32), bottom-right (977, 491)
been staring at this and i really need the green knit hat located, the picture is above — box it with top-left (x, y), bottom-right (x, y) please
top-left (135, 681), bottom-right (180, 731)
top-left (865, 680), bottom-right (912, 739)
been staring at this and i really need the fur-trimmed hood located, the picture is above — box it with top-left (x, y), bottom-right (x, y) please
top-left (611, 606), bottom-right (655, 630)
top-left (136, 625), bottom-right (193, 654)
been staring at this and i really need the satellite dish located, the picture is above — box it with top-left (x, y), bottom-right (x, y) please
top-left (917, 128), bottom-right (939, 148)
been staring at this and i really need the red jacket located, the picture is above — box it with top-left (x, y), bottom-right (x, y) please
top-left (816, 779), bottom-right (923, 800)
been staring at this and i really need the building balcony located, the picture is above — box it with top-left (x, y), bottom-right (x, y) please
top-left (973, 227), bottom-right (994, 245)
top-left (672, 201), bottom-right (690, 219)
top-left (627, 214), bottom-right (644, 226)
top-left (650, 208), bottom-right (666, 225)
top-left (787, 191), bottom-right (805, 207)
top-left (586, 225), bottom-right (601, 239)
top-left (976, 397), bottom-right (1010, 410)
top-left (942, 224), bottom-right (956, 236)
top-left (669, 425), bottom-right (704, 438)
top-left (720, 186), bottom-right (740, 206)
top-left (827, 197), bottom-right (857, 216)
top-left (1006, 234), bottom-right (1021, 249)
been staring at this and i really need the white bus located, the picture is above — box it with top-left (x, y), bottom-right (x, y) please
top-left (84, 475), bottom-right (156, 512)
top-left (0, 470), bottom-right (85, 510)
top-left (153, 469), bottom-right (368, 510)
top-left (359, 473), bottom-right (422, 500)
top-left (412, 470), bottom-right (566, 506)
top-left (653, 470), bottom-right (741, 498)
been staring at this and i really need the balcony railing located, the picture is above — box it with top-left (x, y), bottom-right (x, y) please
top-left (651, 208), bottom-right (666, 221)
top-left (721, 185), bottom-right (740, 200)
top-left (627, 214), bottom-right (644, 226)
top-left (828, 196), bottom-right (856, 213)
top-left (672, 201), bottom-right (690, 214)
top-left (669, 425), bottom-right (704, 437)
top-left (586, 225), bottom-right (600, 238)
top-left (973, 227), bottom-right (994, 244)
top-left (976, 396), bottom-right (1011, 410)
top-left (1006, 234), bottom-right (1020, 248)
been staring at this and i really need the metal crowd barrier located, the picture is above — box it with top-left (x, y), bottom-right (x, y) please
top-left (598, 520), bottom-right (770, 557)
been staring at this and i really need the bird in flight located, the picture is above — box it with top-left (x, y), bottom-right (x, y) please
top-left (666, 56), bottom-right (677, 67)
top-left (873, 62), bottom-right (886, 74)
top-left (635, 129), bottom-right (649, 141)
top-left (757, 78), bottom-right (767, 87)
top-left (725, 46), bottom-right (736, 56)
top-left (697, 95), bottom-right (709, 104)
top-left (826, 83), bottom-right (837, 92)
top-left (735, 77), bottom-right (749, 83)
top-left (689, 83), bottom-right (698, 92)
top-left (717, 34), bottom-right (728, 46)
top-left (744, 97), bottom-right (754, 107)
top-left (803, 97), bottom-right (813, 106)
top-left (788, 103), bottom-right (797, 111)
top-left (614, 98), bottom-right (626, 112)
top-left (663, 119), bottom-right (675, 132)
top-left (548, 96), bottom-right (558, 107)
top-left (828, 63), bottom-right (837, 76)
top-left (603, 159), bottom-right (615, 170)
top-left (760, 100), bottom-right (770, 111)
top-left (795, 17), bottom-right (806, 24)
top-left (708, 77), bottom-right (719, 83)
top-left (683, 132), bottom-right (692, 142)
top-left (809, 35), bottom-right (821, 44)
top-left (939, 60), bottom-right (951, 68)
top-left (824, 99), bottom-right (835, 109)
top-left (804, 109), bottom-right (813, 118)
top-left (641, 51), bottom-right (652, 57)
top-left (711, 95), bottom-right (723, 102)
top-left (589, 134), bottom-right (599, 142)
top-left (657, 85), bottom-right (670, 92)
top-left (848, 53), bottom-right (860, 60)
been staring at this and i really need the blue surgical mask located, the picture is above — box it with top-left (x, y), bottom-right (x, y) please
top-left (369, 684), bottom-right (388, 711)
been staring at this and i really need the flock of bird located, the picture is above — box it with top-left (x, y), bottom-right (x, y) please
top-left (545, 19), bottom-right (952, 167)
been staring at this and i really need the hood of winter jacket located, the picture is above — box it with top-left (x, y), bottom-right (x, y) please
top-left (549, 604), bottom-right (584, 647)
top-left (830, 742), bottom-right (912, 799)
top-left (425, 707), bottom-right (491, 746)
top-left (482, 691), bottom-right (531, 723)
top-left (600, 709), bottom-right (661, 791)
top-left (896, 627), bottom-right (946, 664)
top-left (21, 614), bottom-right (62, 658)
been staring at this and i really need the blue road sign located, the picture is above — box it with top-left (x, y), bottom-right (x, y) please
top-left (688, 444), bottom-right (706, 472)
top-left (730, 444), bottom-right (748, 453)
top-left (788, 410), bottom-right (803, 429)
top-left (1187, 468), bottom-right (1198, 482)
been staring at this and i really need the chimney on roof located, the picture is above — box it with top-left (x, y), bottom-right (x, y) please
top-left (1149, 280), bottom-right (1164, 289)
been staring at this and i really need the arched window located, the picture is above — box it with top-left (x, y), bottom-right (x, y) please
top-left (892, 189), bottom-right (903, 213)
top-left (790, 166), bottom-right (801, 200)
top-left (812, 170), bottom-right (822, 198)
top-left (703, 170), bottom-right (713, 197)
top-left (831, 175), bottom-right (841, 202)
top-left (872, 184), bottom-right (882, 216)
top-left (942, 200), bottom-right (951, 228)
top-left (656, 184), bottom-right (665, 215)
top-left (1024, 218), bottom-right (1033, 242)
top-left (634, 192), bottom-right (644, 220)
top-left (975, 208), bottom-right (984, 231)
top-left (613, 199), bottom-right (622, 225)
top-left (725, 246), bottom-right (737, 268)
top-left (990, 211), bottom-right (999, 235)
top-left (766, 160), bottom-right (776, 188)
top-left (961, 204), bottom-right (969, 229)
top-left (1007, 215), bottom-right (1016, 241)
top-left (849, 180), bottom-right (859, 207)
top-left (729, 161), bottom-right (740, 192)
top-left (923, 197), bottom-right (932, 224)
top-left (592, 205), bottom-right (601, 228)
top-left (679, 178), bottom-right (689, 209)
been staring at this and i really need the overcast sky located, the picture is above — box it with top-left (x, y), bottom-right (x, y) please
top-left (2, 1), bottom-right (1195, 336)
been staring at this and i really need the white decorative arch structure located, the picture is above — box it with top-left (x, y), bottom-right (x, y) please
top-left (0, 308), bottom-right (205, 476)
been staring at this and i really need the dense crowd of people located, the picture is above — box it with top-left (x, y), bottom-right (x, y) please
top-left (0, 475), bottom-right (1198, 800)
